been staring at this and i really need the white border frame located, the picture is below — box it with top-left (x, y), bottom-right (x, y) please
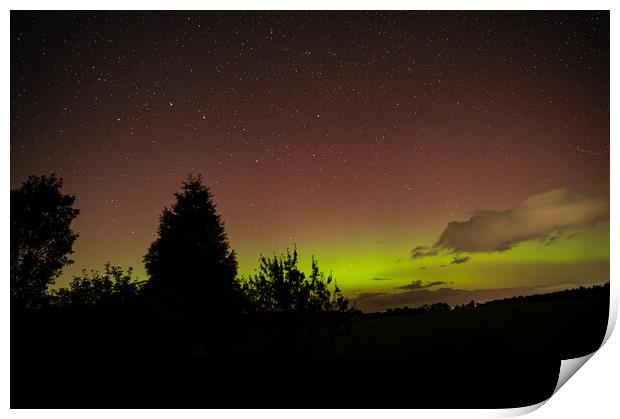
top-left (2, 2), bottom-right (617, 418)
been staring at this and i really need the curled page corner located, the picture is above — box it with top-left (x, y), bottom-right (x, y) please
top-left (548, 282), bottom-right (618, 400)
top-left (553, 352), bottom-right (595, 395)
top-left (498, 351), bottom-right (598, 418)
top-left (603, 280), bottom-right (618, 343)
top-left (547, 282), bottom-right (620, 395)
top-left (495, 400), bottom-right (547, 418)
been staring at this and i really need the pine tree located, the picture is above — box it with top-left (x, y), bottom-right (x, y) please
top-left (144, 175), bottom-right (238, 310)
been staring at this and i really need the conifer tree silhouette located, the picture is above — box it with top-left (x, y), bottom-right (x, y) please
top-left (144, 175), bottom-right (238, 310)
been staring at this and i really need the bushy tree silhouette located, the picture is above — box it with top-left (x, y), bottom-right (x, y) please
top-left (144, 175), bottom-right (238, 310)
top-left (50, 263), bottom-right (143, 307)
top-left (11, 174), bottom-right (79, 309)
top-left (242, 247), bottom-right (349, 313)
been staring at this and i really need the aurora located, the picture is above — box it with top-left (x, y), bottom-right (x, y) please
top-left (11, 11), bottom-right (609, 311)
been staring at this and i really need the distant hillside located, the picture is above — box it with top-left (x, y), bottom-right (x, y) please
top-left (359, 282), bottom-right (609, 318)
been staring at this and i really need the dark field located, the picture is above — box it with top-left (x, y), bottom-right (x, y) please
top-left (12, 284), bottom-right (609, 408)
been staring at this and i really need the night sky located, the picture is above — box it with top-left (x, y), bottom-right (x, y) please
top-left (11, 11), bottom-right (609, 311)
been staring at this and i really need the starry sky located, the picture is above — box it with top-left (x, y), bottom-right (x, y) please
top-left (11, 11), bottom-right (609, 311)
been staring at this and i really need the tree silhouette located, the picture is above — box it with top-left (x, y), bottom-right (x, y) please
top-left (144, 175), bottom-right (238, 310)
top-left (11, 174), bottom-right (80, 309)
top-left (50, 263), bottom-right (143, 307)
top-left (241, 247), bottom-right (349, 313)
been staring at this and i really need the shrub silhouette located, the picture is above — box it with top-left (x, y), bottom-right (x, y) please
top-left (50, 263), bottom-right (143, 307)
top-left (11, 174), bottom-right (80, 309)
top-left (144, 175), bottom-right (239, 310)
top-left (241, 247), bottom-right (348, 313)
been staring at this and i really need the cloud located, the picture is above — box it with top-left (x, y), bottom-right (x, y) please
top-left (354, 292), bottom-right (386, 300)
top-left (538, 229), bottom-right (576, 247)
top-left (434, 188), bottom-right (608, 253)
top-left (450, 255), bottom-right (471, 265)
top-left (395, 280), bottom-right (452, 290)
top-left (411, 245), bottom-right (440, 259)
top-left (537, 233), bottom-right (561, 247)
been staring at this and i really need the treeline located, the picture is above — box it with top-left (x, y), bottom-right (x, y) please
top-left (477, 283), bottom-right (610, 307)
top-left (362, 302), bottom-right (452, 319)
top-left (361, 283), bottom-right (610, 320)
top-left (11, 174), bottom-right (350, 318)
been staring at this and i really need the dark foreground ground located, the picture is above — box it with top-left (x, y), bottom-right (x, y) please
top-left (12, 284), bottom-right (609, 408)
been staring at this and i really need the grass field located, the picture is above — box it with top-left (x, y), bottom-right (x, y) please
top-left (12, 284), bottom-right (609, 408)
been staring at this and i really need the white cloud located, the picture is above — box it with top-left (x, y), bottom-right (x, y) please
top-left (434, 188), bottom-right (608, 253)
